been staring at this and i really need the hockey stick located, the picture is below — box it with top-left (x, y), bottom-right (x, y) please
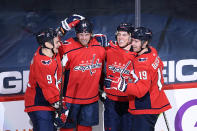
top-left (120, 60), bottom-right (131, 77)
top-left (54, 59), bottom-right (70, 128)
top-left (163, 112), bottom-right (170, 131)
top-left (58, 64), bottom-right (66, 115)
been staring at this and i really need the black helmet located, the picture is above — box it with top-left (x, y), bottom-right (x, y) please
top-left (116, 23), bottom-right (134, 34)
top-left (75, 19), bottom-right (93, 33)
top-left (35, 28), bottom-right (57, 46)
top-left (132, 27), bottom-right (152, 42)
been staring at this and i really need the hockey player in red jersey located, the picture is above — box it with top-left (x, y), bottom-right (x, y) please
top-left (105, 26), bottom-right (171, 131)
top-left (58, 19), bottom-right (105, 131)
top-left (24, 28), bottom-right (64, 131)
top-left (103, 23), bottom-right (136, 131)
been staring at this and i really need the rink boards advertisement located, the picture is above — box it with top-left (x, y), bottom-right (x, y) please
top-left (0, 13), bottom-right (197, 131)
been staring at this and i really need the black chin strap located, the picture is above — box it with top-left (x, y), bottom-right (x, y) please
top-left (42, 47), bottom-right (55, 55)
top-left (137, 46), bottom-right (145, 54)
top-left (42, 40), bottom-right (55, 55)
top-left (136, 40), bottom-right (148, 54)
top-left (45, 40), bottom-right (55, 54)
top-left (51, 48), bottom-right (55, 54)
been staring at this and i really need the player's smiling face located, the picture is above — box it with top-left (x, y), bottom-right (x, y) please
top-left (77, 32), bottom-right (92, 46)
top-left (116, 31), bottom-right (131, 48)
top-left (131, 38), bottom-right (142, 52)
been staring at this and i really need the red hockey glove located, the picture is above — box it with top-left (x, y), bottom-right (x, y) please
top-left (61, 14), bottom-right (85, 31)
top-left (54, 102), bottom-right (69, 128)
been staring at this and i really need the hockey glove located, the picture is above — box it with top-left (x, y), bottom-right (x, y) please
top-left (54, 102), bottom-right (69, 128)
top-left (51, 101), bottom-right (60, 109)
top-left (104, 76), bottom-right (127, 92)
top-left (104, 77), bottom-right (112, 89)
top-left (93, 34), bottom-right (109, 47)
top-left (56, 27), bottom-right (66, 37)
top-left (61, 14), bottom-right (85, 31)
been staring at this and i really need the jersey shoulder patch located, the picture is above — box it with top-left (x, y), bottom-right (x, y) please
top-left (62, 40), bottom-right (72, 45)
top-left (41, 59), bottom-right (52, 65)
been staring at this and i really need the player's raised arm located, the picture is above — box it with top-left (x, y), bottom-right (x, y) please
top-left (56, 14), bottom-right (85, 36)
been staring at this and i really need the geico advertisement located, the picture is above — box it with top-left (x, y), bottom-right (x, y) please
top-left (0, 59), bottom-right (197, 95)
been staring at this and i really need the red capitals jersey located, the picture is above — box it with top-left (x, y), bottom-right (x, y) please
top-left (125, 46), bottom-right (171, 114)
top-left (24, 47), bottom-right (62, 112)
top-left (59, 37), bottom-right (105, 104)
top-left (104, 41), bottom-right (136, 101)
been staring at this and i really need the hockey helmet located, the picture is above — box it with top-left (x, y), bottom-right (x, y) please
top-left (116, 23), bottom-right (134, 35)
top-left (75, 19), bottom-right (93, 33)
top-left (35, 28), bottom-right (57, 46)
top-left (132, 27), bottom-right (152, 42)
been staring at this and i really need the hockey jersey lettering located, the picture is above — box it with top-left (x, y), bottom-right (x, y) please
top-left (152, 56), bottom-right (159, 69)
top-left (59, 37), bottom-right (105, 104)
top-left (24, 47), bottom-right (62, 112)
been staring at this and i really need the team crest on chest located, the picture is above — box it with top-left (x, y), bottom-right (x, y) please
top-left (108, 61), bottom-right (131, 75)
top-left (74, 54), bottom-right (102, 75)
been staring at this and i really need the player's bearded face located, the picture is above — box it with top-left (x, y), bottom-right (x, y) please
top-left (117, 31), bottom-right (131, 48)
top-left (131, 38), bottom-right (142, 52)
top-left (77, 32), bottom-right (92, 46)
top-left (53, 37), bottom-right (61, 53)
